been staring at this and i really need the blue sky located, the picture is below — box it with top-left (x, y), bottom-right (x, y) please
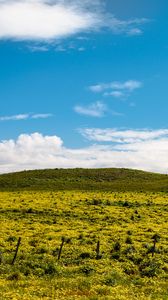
top-left (0, 0), bottom-right (168, 173)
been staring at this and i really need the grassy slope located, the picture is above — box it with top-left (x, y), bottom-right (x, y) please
top-left (0, 168), bottom-right (168, 191)
top-left (0, 190), bottom-right (168, 300)
top-left (0, 169), bottom-right (168, 299)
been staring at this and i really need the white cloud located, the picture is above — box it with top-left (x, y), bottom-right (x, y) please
top-left (104, 91), bottom-right (125, 98)
top-left (0, 0), bottom-right (149, 41)
top-left (89, 80), bottom-right (142, 101)
top-left (0, 0), bottom-right (98, 40)
top-left (89, 84), bottom-right (106, 93)
top-left (80, 128), bottom-right (168, 143)
top-left (55, 42), bottom-right (86, 52)
top-left (127, 28), bottom-right (142, 36)
top-left (0, 114), bottom-right (29, 121)
top-left (0, 113), bottom-right (52, 121)
top-left (74, 101), bottom-right (106, 117)
top-left (112, 80), bottom-right (142, 91)
top-left (90, 80), bottom-right (142, 93)
top-left (107, 17), bottom-right (148, 36)
top-left (0, 130), bottom-right (168, 174)
top-left (27, 45), bottom-right (49, 52)
top-left (31, 113), bottom-right (53, 119)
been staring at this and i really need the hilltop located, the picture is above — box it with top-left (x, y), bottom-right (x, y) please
top-left (0, 168), bottom-right (168, 192)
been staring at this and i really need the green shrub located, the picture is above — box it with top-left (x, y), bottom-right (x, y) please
top-left (125, 236), bottom-right (133, 244)
top-left (139, 258), bottom-right (162, 277)
top-left (124, 261), bottom-right (137, 275)
top-left (7, 271), bottom-right (21, 281)
top-left (44, 263), bottom-right (58, 275)
top-left (111, 252), bottom-right (120, 260)
top-left (104, 276), bottom-right (116, 286)
top-left (124, 245), bottom-right (136, 255)
top-left (113, 241), bottom-right (121, 251)
top-left (79, 252), bottom-right (92, 259)
top-left (36, 246), bottom-right (48, 254)
top-left (80, 265), bottom-right (95, 276)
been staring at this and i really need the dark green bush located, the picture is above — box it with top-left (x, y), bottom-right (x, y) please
top-left (113, 241), bottom-right (121, 251)
top-left (125, 236), bottom-right (133, 244)
top-left (44, 263), bottom-right (58, 275)
top-left (111, 252), bottom-right (120, 260)
top-left (79, 252), bottom-right (92, 259)
top-left (7, 271), bottom-right (21, 281)
top-left (139, 258), bottom-right (162, 277)
top-left (80, 265), bottom-right (94, 275)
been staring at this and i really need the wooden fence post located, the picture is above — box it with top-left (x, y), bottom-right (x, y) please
top-left (152, 240), bottom-right (156, 257)
top-left (151, 234), bottom-right (160, 257)
top-left (96, 240), bottom-right (102, 259)
top-left (11, 237), bottom-right (21, 265)
top-left (58, 237), bottom-right (65, 261)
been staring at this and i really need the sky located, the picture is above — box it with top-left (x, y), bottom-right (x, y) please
top-left (0, 0), bottom-right (168, 174)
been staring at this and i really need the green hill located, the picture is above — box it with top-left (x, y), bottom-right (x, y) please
top-left (0, 168), bottom-right (168, 191)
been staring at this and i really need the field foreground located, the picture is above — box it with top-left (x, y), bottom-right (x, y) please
top-left (0, 169), bottom-right (168, 299)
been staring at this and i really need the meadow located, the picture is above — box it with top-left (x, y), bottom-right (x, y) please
top-left (0, 169), bottom-right (168, 299)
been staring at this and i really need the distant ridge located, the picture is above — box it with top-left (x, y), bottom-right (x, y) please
top-left (0, 168), bottom-right (168, 192)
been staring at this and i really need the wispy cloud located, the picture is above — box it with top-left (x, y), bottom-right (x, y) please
top-left (55, 43), bottom-right (86, 53)
top-left (0, 114), bottom-right (29, 121)
top-left (74, 80), bottom-right (139, 118)
top-left (0, 0), bottom-right (149, 42)
top-left (27, 45), bottom-right (49, 52)
top-left (31, 113), bottom-right (53, 119)
top-left (0, 130), bottom-right (168, 174)
top-left (127, 28), bottom-right (143, 36)
top-left (108, 18), bottom-right (148, 36)
top-left (74, 101), bottom-right (106, 117)
top-left (80, 128), bottom-right (168, 143)
top-left (0, 113), bottom-right (52, 121)
top-left (105, 91), bottom-right (125, 98)
top-left (89, 80), bottom-right (142, 99)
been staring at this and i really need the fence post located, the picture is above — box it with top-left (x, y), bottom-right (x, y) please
top-left (58, 237), bottom-right (65, 261)
top-left (11, 237), bottom-right (21, 265)
top-left (151, 234), bottom-right (160, 257)
top-left (96, 240), bottom-right (102, 259)
top-left (152, 240), bottom-right (156, 257)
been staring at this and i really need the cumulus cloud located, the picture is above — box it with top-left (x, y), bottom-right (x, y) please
top-left (74, 101), bottom-right (106, 117)
top-left (0, 0), bottom-right (149, 41)
top-left (0, 130), bottom-right (168, 174)
top-left (0, 113), bottom-right (52, 121)
top-left (0, 0), bottom-right (99, 40)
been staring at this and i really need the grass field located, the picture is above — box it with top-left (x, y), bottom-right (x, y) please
top-left (0, 168), bottom-right (168, 192)
top-left (0, 169), bottom-right (168, 299)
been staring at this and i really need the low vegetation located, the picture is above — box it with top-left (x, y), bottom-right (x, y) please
top-left (0, 168), bottom-right (167, 299)
top-left (0, 168), bottom-right (168, 192)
